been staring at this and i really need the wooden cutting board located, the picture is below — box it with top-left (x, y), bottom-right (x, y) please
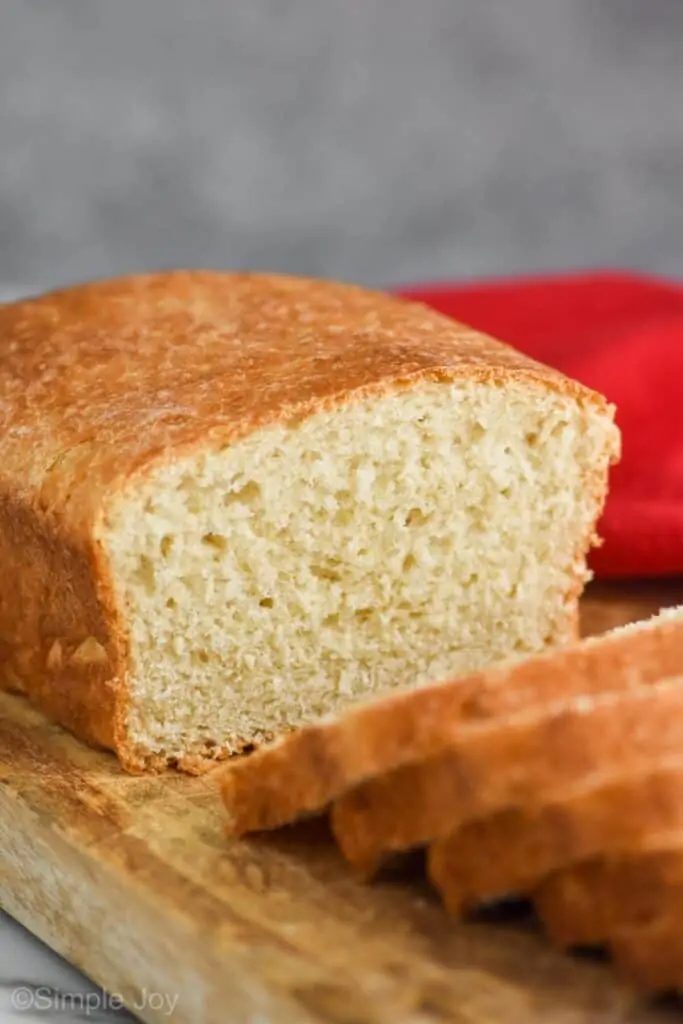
top-left (1, 581), bottom-right (683, 1024)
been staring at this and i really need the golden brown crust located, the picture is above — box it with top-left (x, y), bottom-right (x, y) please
top-left (0, 270), bottom-right (614, 770)
top-left (536, 846), bottom-right (683, 951)
top-left (221, 610), bottom-right (683, 835)
top-left (538, 850), bottom-right (683, 990)
top-left (330, 679), bottom-right (683, 874)
top-left (428, 766), bottom-right (683, 915)
top-left (1, 270), bottom-right (607, 538)
top-left (610, 912), bottom-right (683, 991)
top-left (0, 493), bottom-right (126, 753)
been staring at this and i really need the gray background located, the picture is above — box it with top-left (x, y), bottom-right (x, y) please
top-left (1, 0), bottom-right (683, 298)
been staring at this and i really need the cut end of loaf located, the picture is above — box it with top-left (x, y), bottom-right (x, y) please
top-left (101, 378), bottom-right (618, 769)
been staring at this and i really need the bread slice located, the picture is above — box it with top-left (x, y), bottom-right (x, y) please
top-left (539, 848), bottom-right (683, 990)
top-left (610, 912), bottom-right (683, 992)
top-left (331, 678), bottom-right (683, 873)
top-left (428, 765), bottom-right (683, 914)
top-left (536, 846), bottom-right (683, 950)
top-left (222, 607), bottom-right (683, 833)
top-left (0, 271), bottom-right (618, 772)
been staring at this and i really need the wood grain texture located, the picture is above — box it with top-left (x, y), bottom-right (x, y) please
top-left (1, 580), bottom-right (682, 1024)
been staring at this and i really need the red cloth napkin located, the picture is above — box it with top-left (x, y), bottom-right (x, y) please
top-left (399, 273), bottom-right (683, 579)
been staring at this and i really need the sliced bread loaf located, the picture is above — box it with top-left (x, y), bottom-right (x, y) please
top-left (428, 765), bottom-right (683, 914)
top-left (331, 678), bottom-right (683, 873)
top-left (0, 271), bottom-right (618, 771)
top-left (222, 607), bottom-right (683, 833)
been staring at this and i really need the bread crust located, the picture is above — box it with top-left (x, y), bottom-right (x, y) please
top-left (221, 610), bottom-right (683, 833)
top-left (0, 494), bottom-right (127, 753)
top-left (428, 765), bottom-right (683, 914)
top-left (331, 679), bottom-right (683, 873)
top-left (610, 911), bottom-right (683, 991)
top-left (536, 845), bottom-right (683, 950)
top-left (538, 849), bottom-right (683, 990)
top-left (0, 271), bottom-right (615, 771)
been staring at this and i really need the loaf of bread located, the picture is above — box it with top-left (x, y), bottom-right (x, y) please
top-left (0, 271), bottom-right (618, 771)
top-left (428, 765), bottom-right (683, 914)
top-left (222, 607), bottom-right (683, 834)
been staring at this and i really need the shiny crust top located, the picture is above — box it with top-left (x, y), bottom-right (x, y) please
top-left (0, 270), bottom-right (609, 535)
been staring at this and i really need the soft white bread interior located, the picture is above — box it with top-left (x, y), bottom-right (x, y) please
top-left (106, 378), bottom-right (616, 766)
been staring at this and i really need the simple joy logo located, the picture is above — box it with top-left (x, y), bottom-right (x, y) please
top-left (11, 984), bottom-right (180, 1017)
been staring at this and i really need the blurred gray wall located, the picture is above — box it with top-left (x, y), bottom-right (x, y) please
top-left (1, 0), bottom-right (683, 296)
